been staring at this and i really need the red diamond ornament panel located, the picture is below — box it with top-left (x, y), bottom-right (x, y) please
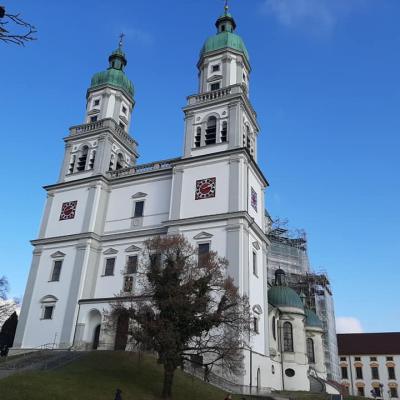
top-left (195, 177), bottom-right (216, 200)
top-left (59, 201), bottom-right (78, 220)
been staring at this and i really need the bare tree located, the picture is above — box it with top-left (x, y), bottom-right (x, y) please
top-left (0, 6), bottom-right (36, 45)
top-left (109, 235), bottom-right (251, 400)
top-left (0, 276), bottom-right (18, 328)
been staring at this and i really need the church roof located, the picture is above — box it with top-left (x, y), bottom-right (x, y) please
top-left (201, 31), bottom-right (249, 61)
top-left (305, 308), bottom-right (323, 328)
top-left (337, 333), bottom-right (400, 355)
top-left (89, 44), bottom-right (134, 101)
top-left (200, 8), bottom-right (249, 63)
top-left (268, 285), bottom-right (304, 310)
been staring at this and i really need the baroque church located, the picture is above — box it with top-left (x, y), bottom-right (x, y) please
top-left (14, 6), bottom-right (339, 395)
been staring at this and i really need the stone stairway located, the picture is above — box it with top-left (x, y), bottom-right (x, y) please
top-left (0, 350), bottom-right (83, 380)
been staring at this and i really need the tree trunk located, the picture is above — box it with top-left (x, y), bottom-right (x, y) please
top-left (162, 364), bottom-right (176, 399)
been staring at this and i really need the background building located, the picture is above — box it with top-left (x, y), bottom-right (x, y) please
top-left (266, 217), bottom-right (340, 382)
top-left (338, 333), bottom-right (400, 398)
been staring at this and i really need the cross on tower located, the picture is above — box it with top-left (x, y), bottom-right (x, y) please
top-left (224, 0), bottom-right (229, 14)
top-left (119, 32), bottom-right (125, 49)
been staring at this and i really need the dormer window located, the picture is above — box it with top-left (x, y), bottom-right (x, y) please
top-left (210, 82), bottom-right (220, 91)
top-left (212, 64), bottom-right (220, 72)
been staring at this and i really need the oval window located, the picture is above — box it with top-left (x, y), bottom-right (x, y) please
top-left (285, 368), bottom-right (295, 377)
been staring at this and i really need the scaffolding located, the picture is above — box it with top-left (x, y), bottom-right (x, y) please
top-left (266, 222), bottom-right (340, 382)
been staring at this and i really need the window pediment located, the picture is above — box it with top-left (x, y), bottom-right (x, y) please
top-left (252, 241), bottom-right (260, 250)
top-left (253, 304), bottom-right (263, 315)
top-left (40, 295), bottom-right (58, 303)
top-left (125, 245), bottom-right (141, 253)
top-left (103, 248), bottom-right (118, 255)
top-left (51, 251), bottom-right (66, 258)
top-left (131, 192), bottom-right (148, 199)
top-left (193, 232), bottom-right (213, 240)
top-left (207, 75), bottom-right (223, 82)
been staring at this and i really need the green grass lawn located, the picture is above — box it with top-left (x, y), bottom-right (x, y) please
top-left (0, 351), bottom-right (233, 400)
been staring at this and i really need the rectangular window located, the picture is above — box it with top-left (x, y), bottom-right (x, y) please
top-left (370, 356), bottom-right (377, 361)
top-left (388, 366), bottom-right (396, 380)
top-left (374, 387), bottom-right (381, 397)
top-left (123, 276), bottom-right (133, 293)
top-left (134, 201), bottom-right (144, 218)
top-left (210, 82), bottom-right (220, 91)
top-left (355, 357), bottom-right (361, 361)
top-left (198, 243), bottom-right (210, 267)
top-left (252, 251), bottom-right (257, 276)
top-left (253, 317), bottom-right (259, 334)
top-left (212, 64), bottom-right (220, 72)
top-left (341, 366), bottom-right (348, 379)
top-left (90, 115), bottom-right (98, 122)
top-left (390, 388), bottom-right (398, 398)
top-left (104, 258), bottom-right (115, 276)
top-left (50, 260), bottom-right (62, 282)
top-left (340, 357), bottom-right (347, 361)
top-left (387, 356), bottom-right (394, 361)
top-left (93, 99), bottom-right (100, 106)
top-left (126, 255), bottom-right (138, 274)
top-left (371, 367), bottom-right (379, 380)
top-left (119, 122), bottom-right (125, 130)
top-left (355, 366), bottom-right (363, 380)
top-left (150, 253), bottom-right (161, 268)
top-left (43, 306), bottom-right (54, 320)
top-left (357, 387), bottom-right (365, 397)
top-left (122, 106), bottom-right (127, 114)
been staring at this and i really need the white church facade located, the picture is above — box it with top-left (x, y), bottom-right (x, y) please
top-left (14, 7), bottom-right (338, 394)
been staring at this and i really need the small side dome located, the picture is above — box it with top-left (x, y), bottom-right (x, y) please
top-left (305, 308), bottom-right (323, 328)
top-left (268, 286), bottom-right (304, 310)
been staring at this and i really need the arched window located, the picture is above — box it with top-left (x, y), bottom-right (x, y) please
top-left (272, 316), bottom-right (276, 340)
top-left (283, 322), bottom-right (294, 352)
top-left (68, 154), bottom-right (76, 174)
top-left (195, 127), bottom-right (201, 148)
top-left (205, 116), bottom-right (217, 145)
top-left (88, 150), bottom-right (96, 170)
top-left (307, 338), bottom-right (315, 363)
top-left (221, 121), bottom-right (227, 142)
top-left (116, 153), bottom-right (124, 170)
top-left (109, 154), bottom-right (115, 171)
top-left (246, 125), bottom-right (251, 149)
top-left (77, 146), bottom-right (89, 172)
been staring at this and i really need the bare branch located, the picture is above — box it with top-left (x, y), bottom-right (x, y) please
top-left (0, 8), bottom-right (37, 46)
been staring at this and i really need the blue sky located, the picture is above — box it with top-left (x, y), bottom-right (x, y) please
top-left (1, 0), bottom-right (399, 333)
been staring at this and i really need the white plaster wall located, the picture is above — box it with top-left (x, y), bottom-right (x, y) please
top-left (179, 159), bottom-right (230, 219)
top-left (21, 245), bottom-right (78, 348)
top-left (248, 166), bottom-right (264, 230)
top-left (44, 188), bottom-right (89, 238)
top-left (104, 177), bottom-right (172, 233)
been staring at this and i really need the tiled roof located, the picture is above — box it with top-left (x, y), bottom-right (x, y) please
top-left (337, 333), bottom-right (400, 355)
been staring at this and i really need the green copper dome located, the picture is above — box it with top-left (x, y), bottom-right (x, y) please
top-left (305, 308), bottom-right (323, 328)
top-left (268, 285), bottom-right (304, 310)
top-left (200, 10), bottom-right (249, 62)
top-left (89, 46), bottom-right (134, 100)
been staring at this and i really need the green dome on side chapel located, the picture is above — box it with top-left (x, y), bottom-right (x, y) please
top-left (269, 285), bottom-right (305, 310)
top-left (200, 9), bottom-right (250, 63)
top-left (305, 308), bottom-right (323, 328)
top-left (89, 45), bottom-right (134, 101)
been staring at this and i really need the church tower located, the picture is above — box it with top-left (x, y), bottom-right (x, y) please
top-left (58, 38), bottom-right (139, 183)
top-left (183, 4), bottom-right (259, 160)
